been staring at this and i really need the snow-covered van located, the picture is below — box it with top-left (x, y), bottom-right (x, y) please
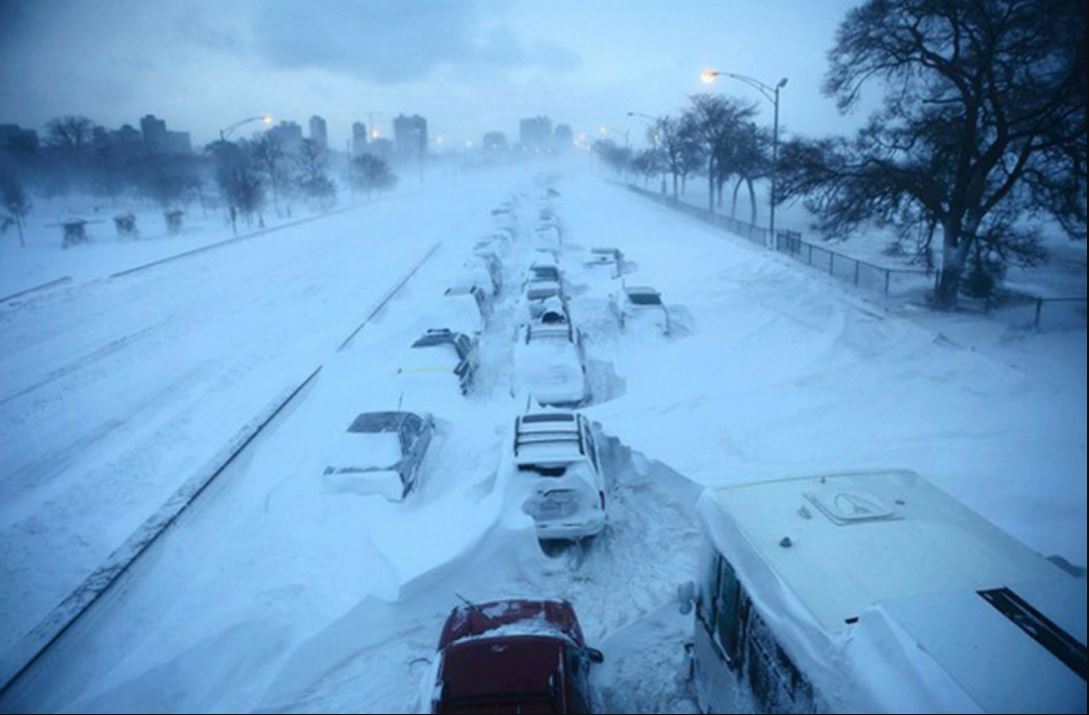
top-left (681, 470), bottom-right (1086, 713)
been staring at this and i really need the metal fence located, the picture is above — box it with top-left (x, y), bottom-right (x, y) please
top-left (625, 183), bottom-right (1086, 328)
top-left (626, 184), bottom-right (930, 298)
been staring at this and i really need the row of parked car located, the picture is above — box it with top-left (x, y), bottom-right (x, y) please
top-left (421, 189), bottom-right (1087, 715)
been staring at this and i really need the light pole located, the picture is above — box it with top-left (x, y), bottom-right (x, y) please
top-left (701, 69), bottom-right (787, 247)
top-left (627, 111), bottom-right (667, 194)
top-left (218, 115), bottom-right (273, 142)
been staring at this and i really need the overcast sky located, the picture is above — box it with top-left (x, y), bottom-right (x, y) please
top-left (0, 0), bottom-right (872, 149)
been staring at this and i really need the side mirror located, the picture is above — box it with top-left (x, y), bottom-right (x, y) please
top-left (677, 580), bottom-right (696, 616)
top-left (586, 648), bottom-right (605, 664)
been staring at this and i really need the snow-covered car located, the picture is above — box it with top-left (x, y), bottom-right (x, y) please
top-left (428, 598), bottom-right (603, 714)
top-left (461, 258), bottom-right (501, 297)
top-left (585, 247), bottom-right (624, 279)
top-left (610, 285), bottom-right (670, 335)
top-left (398, 329), bottom-right (479, 397)
top-left (512, 412), bottom-right (607, 540)
top-left (513, 321), bottom-right (588, 407)
top-left (322, 411), bottom-right (434, 501)
top-left (435, 286), bottom-right (487, 336)
top-left (521, 278), bottom-right (564, 322)
top-left (534, 224), bottom-right (561, 248)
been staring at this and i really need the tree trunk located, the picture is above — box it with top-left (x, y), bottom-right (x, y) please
top-left (16, 217), bottom-right (25, 247)
top-left (746, 177), bottom-right (757, 224)
top-left (731, 177), bottom-right (743, 218)
top-left (707, 158), bottom-right (715, 212)
top-left (716, 179), bottom-right (724, 208)
top-left (672, 173), bottom-right (678, 200)
top-left (933, 222), bottom-right (968, 309)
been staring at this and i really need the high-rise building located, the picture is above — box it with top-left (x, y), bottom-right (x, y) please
top-left (482, 131), bottom-right (508, 151)
top-left (309, 115), bottom-right (328, 149)
top-left (0, 123), bottom-right (40, 155)
top-left (139, 114), bottom-right (191, 155)
top-left (393, 114), bottom-right (428, 159)
top-left (140, 114), bottom-right (167, 153)
top-left (519, 116), bottom-right (553, 150)
top-left (351, 122), bottom-right (368, 156)
top-left (554, 124), bottom-right (574, 150)
top-left (268, 120), bottom-right (304, 154)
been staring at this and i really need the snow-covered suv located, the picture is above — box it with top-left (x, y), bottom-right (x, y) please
top-left (513, 321), bottom-right (588, 407)
top-left (512, 412), bottom-right (606, 540)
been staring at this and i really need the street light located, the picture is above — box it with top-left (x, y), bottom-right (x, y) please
top-left (628, 111), bottom-right (667, 194)
top-left (701, 69), bottom-right (788, 246)
top-left (219, 114), bottom-right (272, 142)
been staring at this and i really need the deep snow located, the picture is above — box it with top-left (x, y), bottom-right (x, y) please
top-left (0, 163), bottom-right (1084, 712)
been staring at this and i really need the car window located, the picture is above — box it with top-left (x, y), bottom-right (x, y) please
top-left (582, 421), bottom-right (599, 473)
top-left (697, 548), bottom-right (720, 634)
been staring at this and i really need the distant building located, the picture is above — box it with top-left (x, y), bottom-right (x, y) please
top-left (554, 124), bottom-right (574, 150)
top-left (268, 120), bottom-right (304, 154)
top-left (139, 114), bottom-right (191, 155)
top-left (482, 131), bottom-right (508, 151)
top-left (369, 137), bottom-right (394, 162)
top-left (393, 114), bottom-right (428, 159)
top-left (351, 121), bottom-right (368, 156)
top-left (519, 116), bottom-right (553, 150)
top-left (0, 123), bottom-right (40, 155)
top-left (309, 115), bottom-right (328, 149)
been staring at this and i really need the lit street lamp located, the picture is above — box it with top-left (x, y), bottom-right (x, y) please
top-left (219, 115), bottom-right (272, 142)
top-left (701, 69), bottom-right (788, 246)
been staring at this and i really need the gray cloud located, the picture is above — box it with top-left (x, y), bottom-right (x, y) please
top-left (249, 0), bottom-right (579, 83)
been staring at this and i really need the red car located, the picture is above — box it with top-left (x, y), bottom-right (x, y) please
top-left (430, 599), bottom-right (604, 714)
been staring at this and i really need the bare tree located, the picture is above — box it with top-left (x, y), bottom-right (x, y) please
top-left (251, 132), bottom-right (287, 215)
top-left (211, 141), bottom-right (265, 233)
top-left (1, 172), bottom-right (32, 247)
top-left (684, 95), bottom-right (758, 212)
top-left (351, 154), bottom-right (397, 198)
top-left (655, 116), bottom-right (703, 199)
top-left (296, 138), bottom-right (336, 209)
top-left (778, 0), bottom-right (1086, 308)
top-left (45, 116), bottom-right (96, 151)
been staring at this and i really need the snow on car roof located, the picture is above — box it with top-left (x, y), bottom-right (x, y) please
top-left (701, 470), bottom-right (1068, 634)
top-left (331, 430), bottom-right (402, 469)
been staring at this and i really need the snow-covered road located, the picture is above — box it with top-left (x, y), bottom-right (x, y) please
top-left (0, 171), bottom-right (522, 657)
top-left (0, 165), bottom-right (1083, 713)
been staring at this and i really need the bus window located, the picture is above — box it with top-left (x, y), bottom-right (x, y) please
top-left (696, 547), bottom-right (720, 635)
top-left (713, 557), bottom-right (743, 666)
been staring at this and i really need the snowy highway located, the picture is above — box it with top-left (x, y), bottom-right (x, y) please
top-left (0, 171), bottom-right (524, 658)
top-left (0, 167), bottom-right (1085, 712)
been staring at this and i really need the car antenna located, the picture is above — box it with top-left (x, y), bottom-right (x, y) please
top-left (454, 592), bottom-right (483, 615)
top-left (397, 390), bottom-right (404, 410)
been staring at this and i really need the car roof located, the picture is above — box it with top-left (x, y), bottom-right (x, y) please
top-left (514, 413), bottom-right (584, 461)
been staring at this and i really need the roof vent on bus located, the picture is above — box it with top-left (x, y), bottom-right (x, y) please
top-left (804, 488), bottom-right (901, 526)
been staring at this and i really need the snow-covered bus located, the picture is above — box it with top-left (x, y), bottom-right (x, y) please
top-left (680, 470), bottom-right (1086, 713)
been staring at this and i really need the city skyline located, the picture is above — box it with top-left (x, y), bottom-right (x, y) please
top-left (0, 0), bottom-right (872, 150)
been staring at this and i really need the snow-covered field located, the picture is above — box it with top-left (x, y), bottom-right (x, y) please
top-left (0, 164), bottom-right (1084, 712)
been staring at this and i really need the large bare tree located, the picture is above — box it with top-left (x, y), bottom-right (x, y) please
top-left (778, 0), bottom-right (1086, 308)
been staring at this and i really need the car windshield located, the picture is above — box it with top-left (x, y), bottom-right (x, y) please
top-left (627, 291), bottom-right (661, 305)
